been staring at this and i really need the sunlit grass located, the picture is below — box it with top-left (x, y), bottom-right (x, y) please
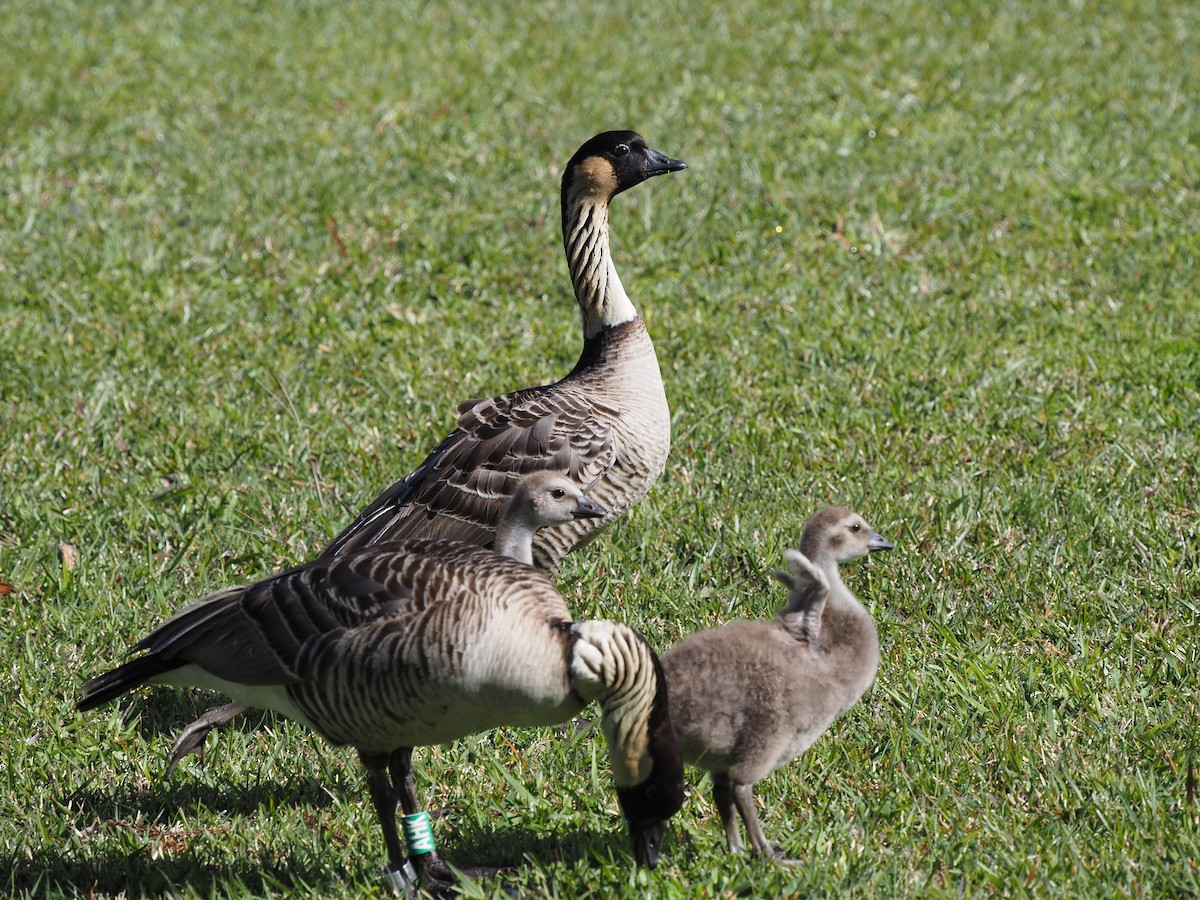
top-left (3, 0), bottom-right (1198, 895)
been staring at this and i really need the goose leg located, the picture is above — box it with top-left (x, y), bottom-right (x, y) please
top-left (386, 748), bottom-right (509, 891)
top-left (389, 746), bottom-right (422, 813)
top-left (711, 773), bottom-right (747, 855)
top-left (730, 780), bottom-right (797, 864)
top-left (361, 751), bottom-right (410, 874)
top-left (387, 748), bottom-right (458, 891)
top-left (164, 702), bottom-right (250, 776)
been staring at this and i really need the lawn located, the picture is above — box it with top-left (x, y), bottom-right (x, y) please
top-left (2, 0), bottom-right (1198, 896)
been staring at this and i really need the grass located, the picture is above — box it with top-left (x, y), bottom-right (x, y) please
top-left (2, 0), bottom-right (1198, 895)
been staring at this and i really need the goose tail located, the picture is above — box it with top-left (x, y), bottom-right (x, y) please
top-left (76, 654), bottom-right (181, 712)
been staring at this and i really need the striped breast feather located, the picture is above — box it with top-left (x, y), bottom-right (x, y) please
top-left (321, 384), bottom-right (618, 558)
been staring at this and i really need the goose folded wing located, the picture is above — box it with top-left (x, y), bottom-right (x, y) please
top-left (321, 385), bottom-right (616, 556)
top-left (132, 554), bottom-right (419, 685)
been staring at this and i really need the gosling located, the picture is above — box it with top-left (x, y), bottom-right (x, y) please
top-left (662, 506), bottom-right (893, 859)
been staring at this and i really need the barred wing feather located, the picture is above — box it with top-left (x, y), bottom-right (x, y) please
top-left (322, 385), bottom-right (617, 558)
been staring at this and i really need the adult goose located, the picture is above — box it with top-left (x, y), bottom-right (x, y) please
top-left (662, 507), bottom-right (893, 860)
top-left (323, 130), bottom-right (687, 572)
top-left (78, 473), bottom-right (685, 893)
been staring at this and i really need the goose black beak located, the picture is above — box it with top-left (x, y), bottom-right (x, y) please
top-left (574, 496), bottom-right (608, 519)
top-left (868, 530), bottom-right (895, 552)
top-left (643, 147), bottom-right (687, 178)
top-left (631, 818), bottom-right (667, 868)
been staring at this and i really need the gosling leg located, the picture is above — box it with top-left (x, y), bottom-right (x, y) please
top-left (711, 773), bottom-right (747, 855)
top-left (731, 780), bottom-right (798, 864)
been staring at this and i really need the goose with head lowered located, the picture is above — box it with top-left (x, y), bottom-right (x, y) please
top-left (662, 507), bottom-right (893, 860)
top-left (78, 472), bottom-right (685, 894)
top-left (169, 131), bottom-right (687, 764)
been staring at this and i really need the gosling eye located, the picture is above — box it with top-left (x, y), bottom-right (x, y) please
top-left (613, 143), bottom-right (630, 158)
top-left (850, 523), bottom-right (862, 533)
top-left (551, 489), bottom-right (566, 499)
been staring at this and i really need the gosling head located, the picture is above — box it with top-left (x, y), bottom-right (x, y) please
top-left (562, 130), bottom-right (687, 204)
top-left (494, 472), bottom-right (605, 564)
top-left (799, 506), bottom-right (895, 567)
top-left (511, 471), bottom-right (607, 528)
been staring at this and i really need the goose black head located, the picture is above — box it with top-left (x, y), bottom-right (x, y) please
top-left (562, 130), bottom-right (687, 203)
top-left (613, 651), bottom-right (686, 868)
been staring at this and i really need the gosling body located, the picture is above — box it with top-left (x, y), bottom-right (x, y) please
top-left (663, 506), bottom-right (893, 858)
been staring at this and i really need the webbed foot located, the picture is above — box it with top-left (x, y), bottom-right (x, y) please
top-left (404, 852), bottom-right (510, 897)
top-left (163, 701), bottom-right (249, 777)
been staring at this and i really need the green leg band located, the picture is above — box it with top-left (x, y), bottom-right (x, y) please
top-left (401, 811), bottom-right (436, 856)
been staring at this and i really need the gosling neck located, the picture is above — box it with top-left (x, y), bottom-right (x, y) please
top-left (493, 509), bottom-right (536, 564)
top-left (800, 540), bottom-right (855, 609)
top-left (562, 186), bottom-right (638, 340)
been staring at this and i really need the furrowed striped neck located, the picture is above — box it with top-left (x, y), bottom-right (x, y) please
top-left (562, 190), bottom-right (638, 339)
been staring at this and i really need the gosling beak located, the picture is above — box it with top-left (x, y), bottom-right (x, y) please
top-left (643, 147), bottom-right (687, 178)
top-left (868, 530), bottom-right (895, 552)
top-left (631, 818), bottom-right (667, 869)
top-left (574, 495), bottom-right (608, 520)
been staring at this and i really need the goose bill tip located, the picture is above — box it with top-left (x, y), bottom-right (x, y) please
top-left (574, 497), bottom-right (608, 519)
top-left (868, 531), bottom-right (895, 552)
top-left (631, 819), bottom-right (667, 868)
top-left (653, 159), bottom-right (687, 176)
top-left (644, 148), bottom-right (687, 177)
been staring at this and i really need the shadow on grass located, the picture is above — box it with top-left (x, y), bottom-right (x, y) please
top-left (440, 821), bottom-right (612, 872)
top-left (9, 757), bottom-right (344, 895)
top-left (7, 845), bottom-right (335, 897)
top-left (24, 771), bottom-right (619, 897)
top-left (8, 824), bottom-right (613, 897)
top-left (65, 773), bottom-right (336, 822)
top-left (11, 820), bottom-right (614, 897)
top-left (64, 695), bottom-right (642, 892)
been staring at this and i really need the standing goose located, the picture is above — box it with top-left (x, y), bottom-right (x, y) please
top-left (662, 507), bottom-right (893, 860)
top-left (78, 473), bottom-right (685, 892)
top-left (323, 130), bottom-right (686, 571)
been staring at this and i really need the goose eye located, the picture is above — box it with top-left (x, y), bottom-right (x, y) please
top-left (851, 523), bottom-right (861, 532)
top-left (551, 489), bottom-right (566, 499)
top-left (613, 143), bottom-right (630, 158)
